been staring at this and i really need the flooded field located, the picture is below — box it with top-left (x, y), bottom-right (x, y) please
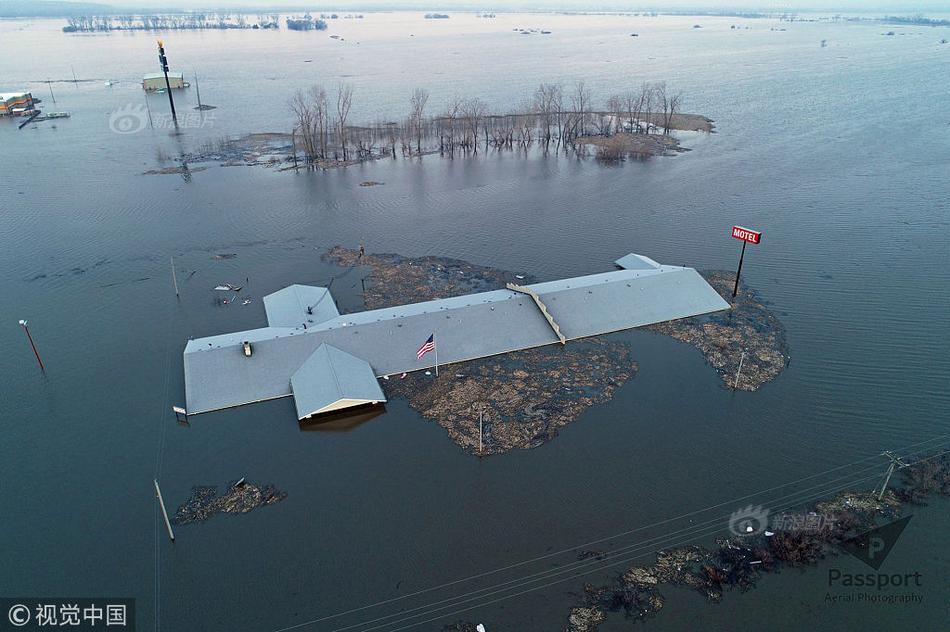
top-left (1, 11), bottom-right (949, 632)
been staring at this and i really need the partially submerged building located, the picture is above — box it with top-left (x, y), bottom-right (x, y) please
top-left (143, 73), bottom-right (186, 91)
top-left (183, 253), bottom-right (731, 420)
top-left (0, 92), bottom-right (35, 116)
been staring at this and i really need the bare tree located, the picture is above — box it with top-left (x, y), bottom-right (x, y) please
top-left (289, 89), bottom-right (317, 163)
top-left (336, 82), bottom-right (353, 160)
top-left (440, 95), bottom-right (463, 151)
top-left (569, 80), bottom-right (592, 138)
top-left (310, 85), bottom-right (329, 159)
top-left (409, 87), bottom-right (429, 154)
top-left (534, 83), bottom-right (560, 143)
top-left (663, 90), bottom-right (681, 136)
top-left (463, 97), bottom-right (488, 149)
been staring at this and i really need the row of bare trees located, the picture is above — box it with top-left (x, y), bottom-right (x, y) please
top-left (289, 80), bottom-right (685, 166)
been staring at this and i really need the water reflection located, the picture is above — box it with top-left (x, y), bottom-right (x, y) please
top-left (298, 403), bottom-right (387, 432)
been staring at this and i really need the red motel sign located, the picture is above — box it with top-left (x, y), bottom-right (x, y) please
top-left (732, 225), bottom-right (762, 244)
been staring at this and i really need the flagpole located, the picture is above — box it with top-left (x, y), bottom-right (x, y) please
top-left (434, 333), bottom-right (439, 377)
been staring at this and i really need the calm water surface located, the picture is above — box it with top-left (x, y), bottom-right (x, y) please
top-left (1, 12), bottom-right (948, 632)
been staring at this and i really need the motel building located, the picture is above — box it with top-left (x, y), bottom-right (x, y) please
top-left (143, 72), bottom-right (188, 91)
top-left (0, 92), bottom-right (36, 116)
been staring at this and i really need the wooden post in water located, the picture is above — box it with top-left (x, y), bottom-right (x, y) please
top-left (479, 409), bottom-right (485, 455)
top-left (154, 479), bottom-right (175, 542)
top-left (18, 319), bottom-right (45, 372)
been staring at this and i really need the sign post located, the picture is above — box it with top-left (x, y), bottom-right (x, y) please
top-left (157, 40), bottom-right (179, 129)
top-left (730, 225), bottom-right (762, 298)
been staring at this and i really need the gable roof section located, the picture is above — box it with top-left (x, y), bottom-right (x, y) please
top-left (290, 343), bottom-right (386, 420)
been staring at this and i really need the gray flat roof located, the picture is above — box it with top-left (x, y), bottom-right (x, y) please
top-left (183, 253), bottom-right (730, 415)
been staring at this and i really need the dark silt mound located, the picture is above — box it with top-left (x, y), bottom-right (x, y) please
top-left (647, 270), bottom-right (789, 391)
top-left (174, 480), bottom-right (287, 525)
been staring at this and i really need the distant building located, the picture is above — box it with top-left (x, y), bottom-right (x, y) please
top-left (143, 72), bottom-right (186, 91)
top-left (0, 92), bottom-right (35, 116)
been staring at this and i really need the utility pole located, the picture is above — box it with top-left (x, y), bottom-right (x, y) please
top-left (472, 402), bottom-right (488, 456)
top-left (143, 91), bottom-right (154, 129)
top-left (733, 349), bottom-right (746, 390)
top-left (154, 479), bottom-right (176, 542)
top-left (876, 451), bottom-right (910, 501)
top-left (157, 40), bottom-right (179, 129)
top-left (170, 256), bottom-right (179, 297)
top-left (479, 408), bottom-right (483, 454)
top-left (18, 319), bottom-right (45, 372)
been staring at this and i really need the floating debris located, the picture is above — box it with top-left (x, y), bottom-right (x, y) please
top-left (213, 283), bottom-right (242, 291)
top-left (213, 253), bottom-right (238, 260)
top-left (359, 180), bottom-right (385, 187)
top-left (174, 480), bottom-right (287, 525)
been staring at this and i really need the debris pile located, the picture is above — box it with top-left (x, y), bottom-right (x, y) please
top-left (568, 453), bottom-right (949, 629)
top-left (324, 246), bottom-right (527, 306)
top-left (385, 340), bottom-right (636, 455)
top-left (647, 270), bottom-right (789, 391)
top-left (173, 480), bottom-right (287, 524)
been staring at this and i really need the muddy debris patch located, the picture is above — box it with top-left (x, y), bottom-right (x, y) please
top-left (173, 480), bottom-right (287, 525)
top-left (568, 453), bottom-right (949, 630)
top-left (324, 246), bottom-right (530, 308)
top-left (647, 270), bottom-right (789, 391)
top-left (386, 340), bottom-right (636, 455)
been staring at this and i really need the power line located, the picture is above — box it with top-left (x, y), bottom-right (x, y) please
top-left (272, 435), bottom-right (950, 632)
top-left (332, 443), bottom-right (950, 632)
top-left (360, 446), bottom-right (950, 632)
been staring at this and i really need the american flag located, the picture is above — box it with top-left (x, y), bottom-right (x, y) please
top-left (416, 334), bottom-right (435, 360)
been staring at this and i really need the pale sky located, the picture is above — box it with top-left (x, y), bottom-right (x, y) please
top-left (89, 1), bottom-right (950, 13)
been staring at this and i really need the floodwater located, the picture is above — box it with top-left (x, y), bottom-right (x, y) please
top-left (1, 12), bottom-right (949, 632)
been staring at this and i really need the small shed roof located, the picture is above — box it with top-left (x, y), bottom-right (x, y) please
top-left (263, 284), bottom-right (339, 328)
top-left (0, 92), bottom-right (31, 101)
top-left (290, 343), bottom-right (386, 420)
top-left (615, 253), bottom-right (663, 270)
